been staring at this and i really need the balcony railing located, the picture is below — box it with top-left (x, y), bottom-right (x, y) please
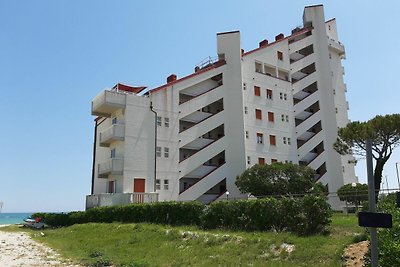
top-left (92, 90), bottom-right (127, 117)
top-left (99, 124), bottom-right (125, 147)
top-left (98, 158), bottom-right (124, 178)
top-left (86, 192), bottom-right (159, 209)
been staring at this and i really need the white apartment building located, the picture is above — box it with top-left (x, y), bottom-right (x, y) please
top-left (88, 5), bottom-right (357, 210)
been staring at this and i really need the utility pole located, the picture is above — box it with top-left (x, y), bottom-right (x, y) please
top-left (366, 139), bottom-right (379, 267)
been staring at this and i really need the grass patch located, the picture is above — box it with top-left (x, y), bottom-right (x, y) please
top-left (0, 213), bottom-right (362, 267)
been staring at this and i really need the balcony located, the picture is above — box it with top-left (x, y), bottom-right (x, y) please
top-left (327, 37), bottom-right (345, 55)
top-left (92, 90), bottom-right (127, 117)
top-left (99, 124), bottom-right (125, 147)
top-left (98, 158), bottom-right (124, 178)
top-left (86, 192), bottom-right (158, 209)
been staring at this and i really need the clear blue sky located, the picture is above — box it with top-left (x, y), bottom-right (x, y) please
top-left (1, 1), bottom-right (399, 212)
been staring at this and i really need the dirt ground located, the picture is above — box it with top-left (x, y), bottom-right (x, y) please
top-left (342, 240), bottom-right (369, 267)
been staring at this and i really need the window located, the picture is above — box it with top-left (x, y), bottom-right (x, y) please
top-left (255, 62), bottom-right (263, 73)
top-left (333, 89), bottom-right (336, 95)
top-left (112, 117), bottom-right (117, 125)
top-left (279, 92), bottom-right (283, 99)
top-left (243, 82), bottom-right (247, 91)
top-left (156, 179), bottom-right (161, 190)
top-left (157, 116), bottom-right (162, 126)
top-left (283, 137), bottom-right (287, 144)
top-left (277, 51), bottom-right (283, 61)
top-left (254, 86), bottom-right (261, 96)
top-left (268, 112), bottom-right (274, 122)
top-left (284, 93), bottom-right (287, 100)
top-left (164, 118), bottom-right (169, 127)
top-left (256, 133), bottom-right (263, 144)
top-left (244, 106), bottom-right (248, 114)
top-left (271, 158), bottom-right (278, 163)
top-left (111, 148), bottom-right (116, 158)
top-left (270, 135), bottom-right (276, 146)
top-left (288, 138), bottom-right (291, 145)
top-left (266, 89), bottom-right (273, 99)
top-left (164, 147), bottom-right (169, 158)
top-left (329, 53), bottom-right (332, 59)
top-left (163, 180), bottom-right (169, 190)
top-left (281, 114), bottom-right (285, 122)
top-left (183, 182), bottom-right (188, 190)
top-left (255, 109), bottom-right (262, 120)
top-left (342, 166), bottom-right (345, 173)
top-left (156, 146), bottom-right (161, 157)
top-left (258, 157), bottom-right (265, 165)
top-left (335, 107), bottom-right (338, 113)
top-left (247, 156), bottom-right (251, 165)
top-left (245, 131), bottom-right (249, 139)
top-left (328, 25), bottom-right (331, 31)
top-left (286, 115), bottom-right (289, 122)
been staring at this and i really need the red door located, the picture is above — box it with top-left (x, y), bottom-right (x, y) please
top-left (134, 179), bottom-right (145, 192)
top-left (134, 178), bottom-right (145, 203)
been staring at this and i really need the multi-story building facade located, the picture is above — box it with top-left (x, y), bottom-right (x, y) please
top-left (88, 5), bottom-right (357, 210)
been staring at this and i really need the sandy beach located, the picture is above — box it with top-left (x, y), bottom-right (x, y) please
top-left (0, 225), bottom-right (81, 267)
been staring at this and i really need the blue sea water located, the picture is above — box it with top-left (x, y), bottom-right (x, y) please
top-left (0, 213), bottom-right (32, 225)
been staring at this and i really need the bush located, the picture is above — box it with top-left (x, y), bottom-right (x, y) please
top-left (36, 197), bottom-right (331, 235)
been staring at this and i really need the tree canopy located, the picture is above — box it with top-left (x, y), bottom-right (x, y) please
top-left (337, 183), bottom-right (369, 206)
top-left (235, 162), bottom-right (325, 197)
top-left (334, 114), bottom-right (400, 195)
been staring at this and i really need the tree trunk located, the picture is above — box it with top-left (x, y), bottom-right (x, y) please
top-left (373, 157), bottom-right (389, 201)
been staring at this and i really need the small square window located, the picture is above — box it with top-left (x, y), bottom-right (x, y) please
top-left (271, 158), bottom-right (278, 163)
top-left (256, 133), bottom-right (263, 144)
top-left (329, 53), bottom-right (332, 59)
top-left (286, 115), bottom-right (289, 122)
top-left (164, 180), bottom-right (169, 190)
top-left (156, 179), bottom-right (161, 190)
top-left (244, 106), bottom-right (248, 114)
top-left (157, 116), bottom-right (162, 126)
top-left (245, 131), bottom-right (249, 139)
top-left (247, 156), bottom-right (251, 165)
top-left (281, 114), bottom-right (285, 122)
top-left (164, 147), bottom-right (169, 158)
top-left (283, 137), bottom-right (287, 144)
top-left (335, 107), bottom-right (338, 113)
top-left (279, 92), bottom-right (283, 100)
top-left (284, 93), bottom-right (287, 100)
top-left (156, 146), bottom-right (161, 157)
top-left (288, 138), bottom-right (291, 145)
top-left (164, 118), bottom-right (169, 127)
top-left (243, 82), bottom-right (247, 91)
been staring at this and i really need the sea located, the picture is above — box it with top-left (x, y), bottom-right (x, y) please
top-left (0, 213), bottom-right (32, 225)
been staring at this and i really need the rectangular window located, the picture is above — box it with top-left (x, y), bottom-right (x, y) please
top-left (279, 92), bottom-right (283, 100)
top-left (156, 179), bottom-right (161, 190)
top-left (258, 157), bottom-right (265, 165)
top-left (112, 117), bottom-right (117, 125)
top-left (277, 51), bottom-right (283, 61)
top-left (266, 89), bottom-right (273, 99)
top-left (255, 109), bottom-right (262, 120)
top-left (268, 112), bottom-right (274, 122)
top-left (288, 138), bottom-right (291, 145)
top-left (156, 146), bottom-right (161, 157)
top-left (164, 147), bottom-right (169, 158)
top-left (245, 131), bottom-right (249, 139)
top-left (243, 82), bottom-right (247, 91)
top-left (247, 156), bottom-right (251, 165)
top-left (286, 115), bottom-right (289, 122)
top-left (244, 106), bottom-right (248, 114)
top-left (254, 86), bottom-right (261, 96)
top-left (255, 62), bottom-right (263, 73)
top-left (281, 114), bottom-right (285, 122)
top-left (283, 137), bottom-right (287, 144)
top-left (256, 132), bottom-right (263, 144)
top-left (164, 180), bottom-right (169, 190)
top-left (164, 118), bottom-right (169, 127)
top-left (271, 158), bottom-right (278, 163)
top-left (157, 116), bottom-right (162, 126)
top-left (110, 148), bottom-right (116, 158)
top-left (270, 135), bottom-right (276, 146)
top-left (284, 93), bottom-right (287, 100)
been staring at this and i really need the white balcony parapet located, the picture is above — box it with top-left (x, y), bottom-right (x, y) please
top-left (85, 192), bottom-right (159, 209)
top-left (98, 158), bottom-right (124, 178)
top-left (92, 90), bottom-right (127, 117)
top-left (99, 124), bottom-right (125, 147)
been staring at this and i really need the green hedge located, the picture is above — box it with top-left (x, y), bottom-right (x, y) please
top-left (33, 196), bottom-right (332, 235)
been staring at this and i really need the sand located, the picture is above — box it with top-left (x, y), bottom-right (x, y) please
top-left (0, 226), bottom-right (81, 267)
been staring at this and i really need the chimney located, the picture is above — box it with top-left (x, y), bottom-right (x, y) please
top-left (167, 74), bottom-right (177, 83)
top-left (275, 33), bottom-right (284, 41)
top-left (259, 39), bottom-right (268, 47)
